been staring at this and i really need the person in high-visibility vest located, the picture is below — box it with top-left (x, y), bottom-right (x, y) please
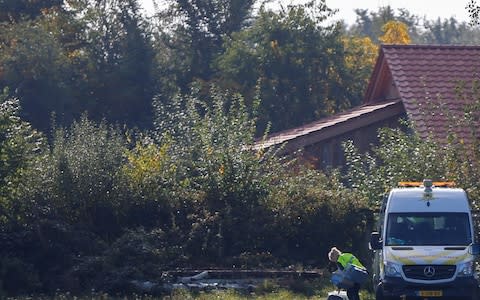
top-left (328, 247), bottom-right (366, 300)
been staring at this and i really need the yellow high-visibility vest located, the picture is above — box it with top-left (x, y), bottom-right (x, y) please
top-left (338, 253), bottom-right (365, 270)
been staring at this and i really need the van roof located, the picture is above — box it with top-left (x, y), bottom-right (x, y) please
top-left (387, 187), bottom-right (470, 213)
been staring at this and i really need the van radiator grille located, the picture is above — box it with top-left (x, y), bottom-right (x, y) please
top-left (402, 265), bottom-right (456, 280)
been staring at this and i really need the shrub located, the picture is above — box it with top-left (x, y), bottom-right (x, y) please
top-left (343, 123), bottom-right (446, 208)
top-left (70, 227), bottom-right (184, 294)
top-left (265, 168), bottom-right (371, 266)
top-left (26, 115), bottom-right (129, 237)
top-left (0, 91), bottom-right (45, 229)
top-left (0, 256), bottom-right (41, 296)
top-left (152, 85), bottom-right (276, 261)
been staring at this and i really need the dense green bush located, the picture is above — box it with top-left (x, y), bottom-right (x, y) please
top-left (151, 86), bottom-right (372, 266)
top-left (0, 88), bottom-right (373, 295)
top-left (24, 115), bottom-right (129, 237)
top-left (68, 227), bottom-right (184, 294)
top-left (151, 86), bottom-right (273, 262)
top-left (0, 110), bottom-right (129, 295)
top-left (343, 123), bottom-right (447, 208)
top-left (0, 256), bottom-right (41, 295)
top-left (0, 90), bottom-right (45, 229)
top-left (265, 168), bottom-right (371, 266)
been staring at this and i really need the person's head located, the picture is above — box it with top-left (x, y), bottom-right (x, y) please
top-left (328, 247), bottom-right (342, 262)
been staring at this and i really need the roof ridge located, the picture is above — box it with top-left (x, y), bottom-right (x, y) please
top-left (382, 44), bottom-right (480, 50)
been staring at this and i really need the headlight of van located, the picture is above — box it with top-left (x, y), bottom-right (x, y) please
top-left (385, 262), bottom-right (402, 277)
top-left (457, 261), bottom-right (474, 277)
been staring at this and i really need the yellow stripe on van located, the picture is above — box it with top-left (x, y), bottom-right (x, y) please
top-left (387, 251), bottom-right (416, 265)
top-left (386, 249), bottom-right (470, 265)
top-left (443, 252), bottom-right (469, 265)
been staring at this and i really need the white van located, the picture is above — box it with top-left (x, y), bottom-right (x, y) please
top-left (370, 179), bottom-right (480, 299)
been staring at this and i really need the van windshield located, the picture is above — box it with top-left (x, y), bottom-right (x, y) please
top-left (386, 213), bottom-right (472, 246)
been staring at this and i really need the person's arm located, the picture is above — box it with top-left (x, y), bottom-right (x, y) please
top-left (328, 261), bottom-right (337, 273)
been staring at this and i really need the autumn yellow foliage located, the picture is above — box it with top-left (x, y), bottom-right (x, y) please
top-left (342, 36), bottom-right (378, 70)
top-left (379, 20), bottom-right (411, 45)
top-left (341, 36), bottom-right (379, 91)
top-left (123, 142), bottom-right (171, 186)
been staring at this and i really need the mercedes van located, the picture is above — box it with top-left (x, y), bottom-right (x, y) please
top-left (370, 179), bottom-right (480, 299)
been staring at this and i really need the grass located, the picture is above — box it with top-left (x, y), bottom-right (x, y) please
top-left (3, 278), bottom-right (376, 299)
top-left (4, 290), bottom-right (376, 300)
top-left (163, 288), bottom-right (375, 300)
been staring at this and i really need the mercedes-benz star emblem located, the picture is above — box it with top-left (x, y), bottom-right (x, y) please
top-left (424, 266), bottom-right (435, 277)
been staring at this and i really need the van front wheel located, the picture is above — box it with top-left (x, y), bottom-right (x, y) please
top-left (471, 288), bottom-right (479, 300)
top-left (374, 287), bottom-right (384, 300)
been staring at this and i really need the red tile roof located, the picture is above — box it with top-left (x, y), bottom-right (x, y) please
top-left (367, 44), bottom-right (480, 144)
top-left (255, 44), bottom-right (480, 152)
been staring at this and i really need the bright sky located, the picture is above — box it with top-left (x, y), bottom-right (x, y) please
top-left (139, 0), bottom-right (472, 25)
top-left (326, 0), bottom-right (471, 24)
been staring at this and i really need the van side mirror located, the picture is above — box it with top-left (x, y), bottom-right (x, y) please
top-left (370, 232), bottom-right (383, 250)
top-left (470, 243), bottom-right (480, 255)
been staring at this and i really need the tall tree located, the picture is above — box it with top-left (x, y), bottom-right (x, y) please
top-left (421, 17), bottom-right (480, 44)
top-left (347, 5), bottom-right (480, 45)
top-left (379, 20), bottom-right (411, 44)
top-left (0, 0), bottom-right (64, 22)
top-left (341, 36), bottom-right (378, 101)
top-left (73, 0), bottom-right (156, 128)
top-left (215, 1), bottom-right (368, 134)
top-left (154, 0), bottom-right (256, 93)
top-left (347, 6), bottom-right (397, 42)
top-left (0, 0), bottom-right (158, 132)
top-left (0, 14), bottom-right (79, 131)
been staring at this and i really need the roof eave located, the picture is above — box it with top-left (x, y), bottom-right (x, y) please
top-left (254, 100), bottom-right (405, 153)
